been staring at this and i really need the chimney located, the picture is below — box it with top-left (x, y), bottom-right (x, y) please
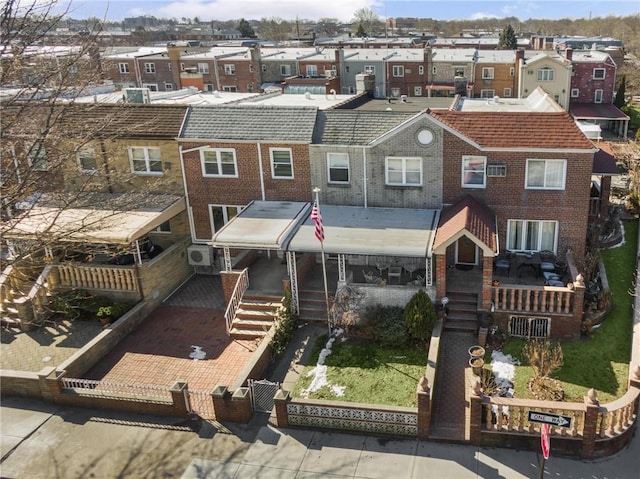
top-left (565, 47), bottom-right (573, 62)
top-left (167, 43), bottom-right (182, 89)
top-left (515, 48), bottom-right (524, 62)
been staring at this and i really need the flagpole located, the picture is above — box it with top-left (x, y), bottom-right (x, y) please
top-left (313, 187), bottom-right (332, 336)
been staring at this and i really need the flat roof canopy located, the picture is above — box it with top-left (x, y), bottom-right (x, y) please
top-left (287, 206), bottom-right (440, 257)
top-left (4, 194), bottom-right (185, 244)
top-left (212, 200), bottom-right (310, 250)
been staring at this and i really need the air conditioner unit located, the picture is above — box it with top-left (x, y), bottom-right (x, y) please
top-left (187, 244), bottom-right (213, 266)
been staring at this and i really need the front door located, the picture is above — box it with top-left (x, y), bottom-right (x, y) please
top-left (456, 236), bottom-right (477, 265)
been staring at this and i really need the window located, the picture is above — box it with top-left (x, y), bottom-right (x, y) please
top-left (462, 155), bottom-right (486, 188)
top-left (280, 64), bottom-right (291, 76)
top-left (155, 220), bottom-right (171, 233)
top-left (168, 63), bottom-right (172, 71)
top-left (222, 86), bottom-right (237, 92)
top-left (210, 205), bottom-right (242, 234)
top-left (262, 64), bottom-right (267, 72)
top-left (77, 148), bottom-right (97, 172)
top-left (306, 65), bottom-right (318, 76)
top-left (482, 67), bottom-right (494, 79)
top-left (144, 63), bottom-right (155, 73)
top-left (390, 88), bottom-right (400, 98)
top-left (201, 148), bottom-right (237, 177)
top-left (247, 84), bottom-right (254, 92)
top-left (506, 219), bottom-right (557, 252)
top-left (594, 89), bottom-right (604, 103)
top-left (205, 83), bottom-right (214, 92)
top-left (224, 64), bottom-right (235, 75)
top-left (270, 148), bottom-right (293, 178)
top-left (480, 89), bottom-right (495, 98)
top-left (571, 88), bottom-right (579, 98)
top-left (537, 67), bottom-right (554, 81)
top-left (593, 68), bottom-right (606, 80)
top-left (432, 66), bottom-right (437, 75)
top-left (327, 153), bottom-right (349, 183)
top-left (249, 64), bottom-right (253, 73)
top-left (418, 65), bottom-right (424, 75)
top-left (553, 94), bottom-right (560, 103)
top-left (503, 87), bottom-right (512, 97)
top-left (385, 157), bottom-right (422, 186)
top-left (414, 86), bottom-right (423, 96)
top-left (118, 63), bottom-right (129, 73)
top-left (164, 82), bottom-right (174, 91)
top-left (364, 65), bottom-right (375, 74)
top-left (487, 164), bottom-right (507, 177)
top-left (510, 67), bottom-right (515, 77)
top-left (197, 63), bottom-right (209, 74)
top-left (392, 65), bottom-right (404, 77)
top-left (454, 67), bottom-right (464, 77)
top-left (142, 83), bottom-right (158, 91)
top-left (525, 159), bottom-right (566, 189)
top-left (129, 146), bottom-right (162, 174)
top-left (180, 63), bottom-right (185, 71)
top-left (28, 141), bottom-right (48, 170)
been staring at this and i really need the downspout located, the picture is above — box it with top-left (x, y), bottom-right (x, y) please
top-left (257, 142), bottom-right (266, 201)
top-left (99, 139), bottom-right (113, 193)
top-left (362, 146), bottom-right (368, 208)
top-left (134, 57), bottom-right (142, 87)
top-left (213, 57), bottom-right (221, 91)
top-left (178, 144), bottom-right (197, 243)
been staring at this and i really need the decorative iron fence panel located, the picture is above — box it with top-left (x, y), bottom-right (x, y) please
top-left (249, 379), bottom-right (280, 412)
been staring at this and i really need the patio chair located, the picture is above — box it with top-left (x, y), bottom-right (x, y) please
top-left (494, 252), bottom-right (511, 276)
top-left (363, 270), bottom-right (383, 284)
top-left (539, 250), bottom-right (556, 274)
top-left (408, 274), bottom-right (425, 286)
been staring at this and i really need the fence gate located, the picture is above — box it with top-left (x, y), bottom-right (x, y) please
top-left (186, 389), bottom-right (216, 420)
top-left (248, 379), bottom-right (280, 412)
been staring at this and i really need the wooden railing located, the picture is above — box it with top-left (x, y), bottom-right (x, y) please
top-left (224, 267), bottom-right (249, 335)
top-left (57, 264), bottom-right (138, 291)
top-left (492, 284), bottom-right (575, 315)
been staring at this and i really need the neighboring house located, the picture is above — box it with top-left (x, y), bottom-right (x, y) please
top-left (516, 50), bottom-right (572, 109)
top-left (427, 48), bottom-right (478, 97)
top-left (473, 50), bottom-right (517, 99)
top-left (100, 47), bottom-right (167, 90)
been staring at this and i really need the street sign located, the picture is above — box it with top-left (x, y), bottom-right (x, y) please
top-left (540, 423), bottom-right (550, 459)
top-left (528, 410), bottom-right (572, 428)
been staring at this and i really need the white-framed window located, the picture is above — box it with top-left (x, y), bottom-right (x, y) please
top-left (364, 65), bottom-right (375, 74)
top-left (210, 204), bottom-right (243, 234)
top-left (168, 63), bottom-right (172, 71)
top-left (525, 159), bottom-right (566, 190)
top-left (594, 89), bottom-right (604, 103)
top-left (129, 146), bottom-right (162, 175)
top-left (482, 67), bottom-right (494, 79)
top-left (144, 63), bottom-right (155, 73)
top-left (280, 64), bottom-right (291, 76)
top-left (510, 66), bottom-right (515, 77)
top-left (593, 68), bottom-right (606, 80)
top-left (28, 141), bottom-right (48, 170)
top-left (270, 148), bottom-right (293, 179)
top-left (537, 67), bottom-right (554, 81)
top-left (462, 155), bottom-right (486, 188)
top-left (142, 83), bottom-right (158, 91)
top-left (224, 64), bottom-right (235, 75)
top-left (222, 86), bottom-right (237, 92)
top-left (201, 148), bottom-right (237, 177)
top-left (503, 87), bottom-right (512, 97)
top-left (247, 84), bottom-right (254, 92)
top-left (553, 94), bottom-right (560, 103)
top-left (454, 67), bottom-right (464, 77)
top-left (197, 63), bottom-right (209, 74)
top-left (327, 152), bottom-right (349, 184)
top-left (506, 219), bottom-right (558, 252)
top-left (487, 164), bottom-right (507, 177)
top-left (571, 88), bottom-right (580, 98)
top-left (155, 220), bottom-right (171, 233)
top-left (418, 65), bottom-right (424, 75)
top-left (385, 156), bottom-right (422, 186)
top-left (77, 147), bottom-right (97, 172)
top-left (164, 82), bottom-right (173, 91)
top-left (414, 86), bottom-right (423, 96)
top-left (180, 63), bottom-right (185, 71)
top-left (432, 66), bottom-right (437, 74)
top-left (205, 84), bottom-right (214, 92)
top-left (480, 89), bottom-right (495, 98)
top-left (118, 63), bottom-right (130, 73)
top-left (306, 65), bottom-right (318, 76)
top-left (393, 65), bottom-right (404, 77)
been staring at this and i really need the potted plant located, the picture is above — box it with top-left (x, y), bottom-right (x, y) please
top-left (96, 306), bottom-right (113, 326)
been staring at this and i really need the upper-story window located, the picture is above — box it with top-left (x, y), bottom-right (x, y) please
top-left (164, 82), bottom-right (174, 91)
top-left (525, 159), bottom-right (566, 190)
top-left (510, 66), bottom-right (515, 77)
top-left (418, 65), bottom-right (424, 75)
top-left (393, 65), bottom-right (404, 77)
top-left (144, 63), bottom-right (155, 73)
top-left (385, 156), bottom-right (422, 186)
top-left (571, 88), bottom-right (580, 98)
top-left (503, 87), bottom-right (512, 97)
top-left (77, 147), bottom-right (97, 172)
top-left (454, 67), bottom-right (464, 77)
top-left (280, 64), bottom-right (291, 76)
top-left (262, 64), bottom-right (267, 72)
top-left (118, 63), bottom-right (129, 73)
top-left (224, 64), bottom-right (235, 75)
top-left (306, 65), bottom-right (318, 77)
top-left (327, 153), bottom-right (349, 184)
top-left (482, 67), bottom-right (494, 79)
top-left (593, 68), bottom-right (606, 80)
top-left (414, 86), bottom-right (422, 96)
top-left (270, 148), bottom-right (293, 179)
top-left (432, 66), bottom-right (437, 74)
top-left (28, 141), bottom-right (48, 171)
top-left (364, 65), bottom-right (375, 74)
top-left (462, 155), bottom-right (486, 188)
top-left (129, 146), bottom-right (162, 175)
top-left (480, 89), bottom-right (495, 98)
top-left (594, 89), bottom-right (604, 103)
top-left (197, 63), bottom-right (209, 74)
top-left (201, 148), bottom-right (237, 177)
top-left (537, 67), bottom-right (554, 81)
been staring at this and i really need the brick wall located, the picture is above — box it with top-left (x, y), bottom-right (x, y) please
top-left (570, 61), bottom-right (616, 104)
top-left (473, 63), bottom-right (516, 98)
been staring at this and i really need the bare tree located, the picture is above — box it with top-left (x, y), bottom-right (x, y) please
top-left (351, 7), bottom-right (384, 36)
top-left (256, 17), bottom-right (292, 42)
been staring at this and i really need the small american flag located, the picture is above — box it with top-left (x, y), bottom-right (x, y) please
top-left (311, 202), bottom-right (324, 242)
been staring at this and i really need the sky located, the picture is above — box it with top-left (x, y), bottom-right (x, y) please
top-left (55, 0), bottom-right (639, 23)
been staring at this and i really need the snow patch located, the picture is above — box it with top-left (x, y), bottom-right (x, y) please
top-left (189, 345), bottom-right (206, 360)
top-left (301, 329), bottom-right (346, 398)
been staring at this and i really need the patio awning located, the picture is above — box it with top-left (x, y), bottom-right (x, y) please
top-left (3, 193), bottom-right (185, 244)
top-left (212, 200), bottom-right (310, 250)
top-left (569, 103), bottom-right (630, 121)
top-left (286, 206), bottom-right (440, 257)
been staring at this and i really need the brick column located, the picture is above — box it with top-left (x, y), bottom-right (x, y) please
top-left (39, 367), bottom-right (63, 402)
top-left (220, 271), bottom-right (241, 305)
top-left (273, 389), bottom-right (290, 428)
top-left (435, 254), bottom-right (447, 301)
top-left (169, 381), bottom-right (190, 417)
top-left (581, 388), bottom-right (600, 460)
top-left (481, 255), bottom-right (493, 310)
top-left (212, 385), bottom-right (253, 423)
top-left (468, 374), bottom-right (484, 445)
top-left (416, 376), bottom-right (431, 439)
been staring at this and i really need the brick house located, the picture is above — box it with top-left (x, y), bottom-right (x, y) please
top-left (517, 50), bottom-right (572, 109)
top-left (427, 48), bottom-right (477, 97)
top-left (473, 50), bottom-right (517, 99)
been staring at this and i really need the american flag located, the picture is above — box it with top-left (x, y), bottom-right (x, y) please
top-left (311, 202), bottom-right (324, 242)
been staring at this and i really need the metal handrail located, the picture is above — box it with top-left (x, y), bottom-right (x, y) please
top-left (224, 267), bottom-right (249, 335)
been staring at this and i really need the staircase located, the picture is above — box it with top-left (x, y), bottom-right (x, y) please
top-left (443, 291), bottom-right (479, 333)
top-left (228, 294), bottom-right (282, 340)
top-left (298, 289), bottom-right (332, 324)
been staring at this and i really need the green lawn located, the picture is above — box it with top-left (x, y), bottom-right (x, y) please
top-left (292, 337), bottom-right (428, 407)
top-left (501, 220), bottom-right (637, 403)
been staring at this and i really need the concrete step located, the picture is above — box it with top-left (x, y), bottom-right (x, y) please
top-left (229, 327), bottom-right (269, 340)
top-left (238, 299), bottom-right (281, 312)
top-left (443, 319), bottom-right (478, 332)
top-left (235, 308), bottom-right (278, 320)
top-left (243, 294), bottom-right (283, 303)
top-left (232, 318), bottom-right (275, 331)
top-left (446, 310), bottom-right (477, 322)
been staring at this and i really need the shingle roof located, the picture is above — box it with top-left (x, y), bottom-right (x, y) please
top-left (181, 105), bottom-right (318, 142)
top-left (429, 110), bottom-right (594, 150)
top-left (315, 110), bottom-right (417, 145)
top-left (433, 195), bottom-right (497, 253)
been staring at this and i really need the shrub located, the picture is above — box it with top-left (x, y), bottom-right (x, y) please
top-left (522, 339), bottom-right (563, 378)
top-left (270, 291), bottom-right (299, 359)
top-left (403, 289), bottom-right (437, 342)
top-left (355, 304), bottom-right (406, 346)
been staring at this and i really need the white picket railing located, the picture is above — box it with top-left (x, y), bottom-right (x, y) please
top-left (224, 268), bottom-right (249, 335)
